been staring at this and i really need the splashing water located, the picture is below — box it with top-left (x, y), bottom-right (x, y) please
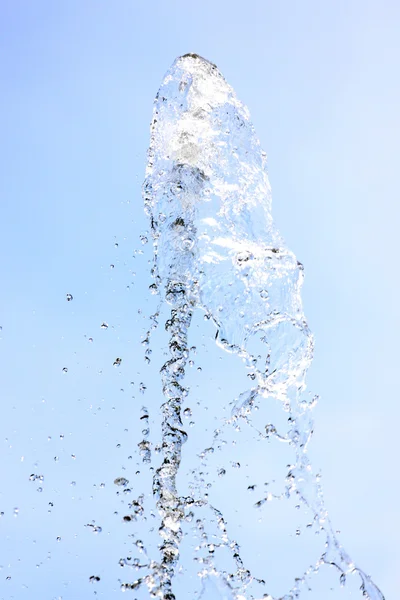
top-left (140, 54), bottom-right (384, 600)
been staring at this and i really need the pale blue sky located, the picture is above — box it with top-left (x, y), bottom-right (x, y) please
top-left (0, 1), bottom-right (399, 598)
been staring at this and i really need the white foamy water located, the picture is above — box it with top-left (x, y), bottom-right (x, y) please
top-left (140, 54), bottom-right (384, 600)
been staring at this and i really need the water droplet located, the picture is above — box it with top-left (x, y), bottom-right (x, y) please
top-left (218, 468), bottom-right (226, 477)
top-left (62, 367), bottom-right (68, 373)
top-left (100, 322), bottom-right (108, 329)
top-left (183, 408), bottom-right (192, 418)
top-left (85, 523), bottom-right (102, 534)
top-left (56, 536), bottom-right (61, 542)
top-left (260, 289), bottom-right (269, 299)
top-left (149, 283), bottom-right (158, 295)
top-left (66, 293), bottom-right (73, 302)
top-left (113, 357), bottom-right (122, 367)
top-left (89, 575), bottom-right (101, 583)
top-left (114, 477), bottom-right (129, 487)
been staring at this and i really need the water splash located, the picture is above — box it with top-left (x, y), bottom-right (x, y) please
top-left (141, 54), bottom-right (384, 600)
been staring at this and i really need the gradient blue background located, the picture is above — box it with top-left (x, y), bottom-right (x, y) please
top-left (0, 1), bottom-right (398, 598)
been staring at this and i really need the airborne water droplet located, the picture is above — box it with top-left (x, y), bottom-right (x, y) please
top-left (114, 477), bottom-right (129, 487)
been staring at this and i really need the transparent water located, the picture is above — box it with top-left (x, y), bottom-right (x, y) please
top-left (140, 54), bottom-right (385, 599)
top-left (0, 54), bottom-right (385, 600)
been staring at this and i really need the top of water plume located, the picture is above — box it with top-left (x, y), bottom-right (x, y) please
top-left (143, 53), bottom-right (384, 599)
top-left (144, 52), bottom-right (309, 391)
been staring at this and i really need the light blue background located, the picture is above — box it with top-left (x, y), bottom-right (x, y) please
top-left (0, 1), bottom-right (398, 598)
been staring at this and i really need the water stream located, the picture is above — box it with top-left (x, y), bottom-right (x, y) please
top-left (139, 53), bottom-right (384, 600)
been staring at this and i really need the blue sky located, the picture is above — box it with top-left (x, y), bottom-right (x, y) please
top-left (0, 1), bottom-right (398, 598)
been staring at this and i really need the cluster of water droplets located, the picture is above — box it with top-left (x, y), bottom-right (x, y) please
top-left (137, 54), bottom-right (385, 600)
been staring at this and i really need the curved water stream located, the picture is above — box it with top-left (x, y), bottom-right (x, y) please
top-left (138, 53), bottom-right (384, 600)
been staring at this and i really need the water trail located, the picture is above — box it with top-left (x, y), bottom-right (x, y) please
top-left (142, 53), bottom-right (384, 600)
top-left (153, 301), bottom-right (192, 598)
